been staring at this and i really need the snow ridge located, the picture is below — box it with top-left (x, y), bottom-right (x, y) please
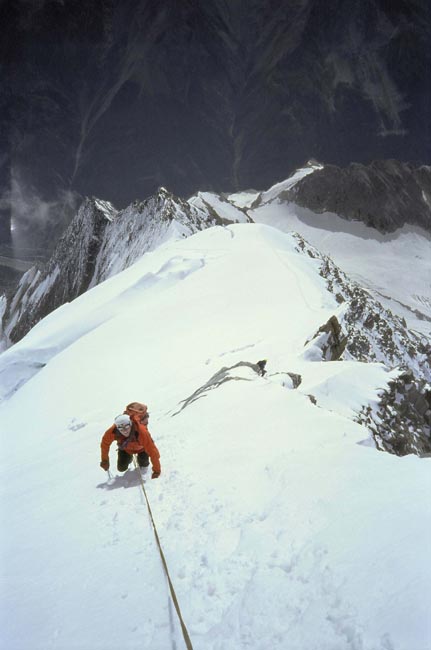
top-left (0, 160), bottom-right (430, 650)
top-left (1, 223), bottom-right (429, 650)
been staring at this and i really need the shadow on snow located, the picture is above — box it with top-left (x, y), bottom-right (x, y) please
top-left (96, 468), bottom-right (147, 490)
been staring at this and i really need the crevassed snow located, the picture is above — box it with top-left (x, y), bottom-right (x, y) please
top-left (0, 223), bottom-right (429, 650)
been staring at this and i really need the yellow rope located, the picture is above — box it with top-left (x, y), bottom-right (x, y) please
top-left (133, 456), bottom-right (194, 650)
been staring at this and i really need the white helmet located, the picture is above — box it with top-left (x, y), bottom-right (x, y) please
top-left (114, 414), bottom-right (132, 435)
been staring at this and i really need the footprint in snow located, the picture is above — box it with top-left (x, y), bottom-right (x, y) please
top-left (68, 419), bottom-right (86, 431)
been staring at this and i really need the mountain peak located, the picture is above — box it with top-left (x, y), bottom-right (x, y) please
top-left (86, 197), bottom-right (118, 222)
top-left (1, 187), bottom-right (233, 345)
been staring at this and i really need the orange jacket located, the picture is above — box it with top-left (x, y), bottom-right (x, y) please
top-left (100, 422), bottom-right (161, 474)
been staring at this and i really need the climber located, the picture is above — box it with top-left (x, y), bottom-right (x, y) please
top-left (100, 411), bottom-right (161, 479)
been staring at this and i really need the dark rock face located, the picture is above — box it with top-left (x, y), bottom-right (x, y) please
top-left (3, 0), bottom-right (430, 250)
top-left (356, 371), bottom-right (431, 457)
top-left (308, 238), bottom-right (431, 382)
top-left (174, 361), bottom-right (265, 415)
top-left (0, 266), bottom-right (23, 295)
top-left (284, 160), bottom-right (431, 232)
top-left (306, 315), bottom-right (348, 361)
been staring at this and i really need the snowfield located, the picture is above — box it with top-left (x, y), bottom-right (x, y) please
top-left (0, 224), bottom-right (430, 650)
top-left (249, 199), bottom-right (431, 336)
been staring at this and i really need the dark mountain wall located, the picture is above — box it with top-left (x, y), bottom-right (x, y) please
top-left (283, 160), bottom-right (431, 232)
top-left (2, 0), bottom-right (431, 252)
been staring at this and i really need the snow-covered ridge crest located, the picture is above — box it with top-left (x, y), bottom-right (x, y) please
top-left (0, 222), bottom-right (429, 455)
top-left (0, 223), bottom-right (376, 404)
top-left (0, 222), bottom-right (430, 650)
top-left (1, 187), bottom-right (230, 346)
top-left (187, 161), bottom-right (323, 214)
top-left (1, 170), bottom-right (430, 455)
top-left (254, 160), bottom-right (324, 205)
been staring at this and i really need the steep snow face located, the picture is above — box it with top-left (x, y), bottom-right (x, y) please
top-left (1, 189), bottom-right (220, 346)
top-left (1, 225), bottom-right (429, 451)
top-left (188, 192), bottom-right (250, 223)
top-left (87, 189), bottom-right (222, 287)
top-left (0, 224), bottom-right (429, 650)
top-left (256, 162), bottom-right (324, 204)
top-left (0, 224), bottom-right (340, 404)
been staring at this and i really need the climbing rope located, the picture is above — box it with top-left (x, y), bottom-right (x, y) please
top-left (132, 456), bottom-right (194, 650)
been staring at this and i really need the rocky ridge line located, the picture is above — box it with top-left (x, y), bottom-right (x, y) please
top-left (294, 233), bottom-right (431, 456)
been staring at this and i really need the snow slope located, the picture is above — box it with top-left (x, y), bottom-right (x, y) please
top-left (222, 168), bottom-right (431, 337)
top-left (188, 192), bottom-right (250, 223)
top-left (0, 224), bottom-right (430, 650)
top-left (251, 201), bottom-right (431, 336)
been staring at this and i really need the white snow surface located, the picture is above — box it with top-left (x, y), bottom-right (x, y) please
top-left (188, 192), bottom-right (249, 223)
top-left (258, 165), bottom-right (323, 204)
top-left (0, 224), bottom-right (430, 650)
top-left (226, 190), bottom-right (260, 209)
top-left (250, 201), bottom-right (431, 336)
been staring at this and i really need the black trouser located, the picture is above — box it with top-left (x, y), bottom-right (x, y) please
top-left (117, 449), bottom-right (149, 472)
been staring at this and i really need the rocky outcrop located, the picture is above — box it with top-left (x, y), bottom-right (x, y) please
top-left (267, 371), bottom-right (303, 390)
top-left (292, 232), bottom-right (431, 456)
top-left (282, 161), bottom-right (431, 233)
top-left (305, 315), bottom-right (348, 361)
top-left (356, 371), bottom-right (431, 457)
top-left (174, 361), bottom-right (266, 415)
top-left (292, 233), bottom-right (431, 383)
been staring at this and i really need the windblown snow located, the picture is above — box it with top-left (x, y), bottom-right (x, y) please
top-left (0, 224), bottom-right (429, 650)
